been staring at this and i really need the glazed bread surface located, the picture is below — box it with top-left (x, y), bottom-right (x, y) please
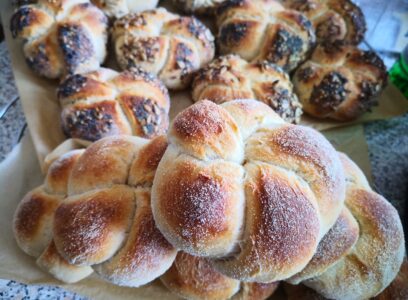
top-left (10, 0), bottom-right (108, 79)
top-left (192, 55), bottom-right (302, 123)
top-left (58, 67), bottom-right (170, 142)
top-left (112, 8), bottom-right (215, 90)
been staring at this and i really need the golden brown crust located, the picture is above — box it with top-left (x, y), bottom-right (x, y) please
top-left (58, 68), bottom-right (170, 142)
top-left (11, 0), bottom-right (108, 79)
top-left (112, 8), bottom-right (215, 90)
top-left (284, 0), bottom-right (366, 45)
top-left (13, 187), bottom-right (62, 257)
top-left (161, 252), bottom-right (240, 300)
top-left (94, 189), bottom-right (177, 287)
top-left (37, 241), bottom-right (93, 284)
top-left (216, 0), bottom-right (315, 72)
top-left (233, 282), bottom-right (279, 300)
top-left (91, 0), bottom-right (158, 18)
top-left (293, 43), bottom-right (387, 121)
top-left (53, 186), bottom-right (136, 265)
top-left (303, 154), bottom-right (405, 300)
top-left (152, 99), bottom-right (346, 282)
top-left (192, 55), bottom-right (303, 123)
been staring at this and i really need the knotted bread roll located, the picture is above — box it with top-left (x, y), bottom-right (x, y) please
top-left (58, 67), bottom-right (170, 142)
top-left (112, 8), bottom-right (215, 90)
top-left (91, 0), bottom-right (158, 18)
top-left (287, 153), bottom-right (405, 300)
top-left (216, 0), bottom-right (315, 72)
top-left (152, 99), bottom-right (346, 282)
top-left (192, 55), bottom-right (302, 123)
top-left (161, 252), bottom-right (279, 300)
top-left (293, 43), bottom-right (387, 121)
top-left (10, 0), bottom-right (108, 79)
top-left (14, 136), bottom-right (177, 286)
top-left (283, 0), bottom-right (366, 45)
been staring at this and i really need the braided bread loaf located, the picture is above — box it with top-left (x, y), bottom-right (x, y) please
top-left (283, 0), bottom-right (366, 45)
top-left (161, 252), bottom-right (279, 300)
top-left (216, 0), bottom-right (315, 72)
top-left (13, 136), bottom-right (177, 286)
top-left (287, 153), bottom-right (405, 300)
top-left (112, 8), bottom-right (215, 90)
top-left (91, 0), bottom-right (158, 18)
top-left (152, 99), bottom-right (346, 282)
top-left (10, 0), bottom-right (108, 79)
top-left (192, 55), bottom-right (302, 123)
top-left (293, 43), bottom-right (387, 121)
top-left (58, 67), bottom-right (170, 142)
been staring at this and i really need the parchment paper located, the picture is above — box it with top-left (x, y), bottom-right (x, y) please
top-left (2, 1), bottom-right (408, 171)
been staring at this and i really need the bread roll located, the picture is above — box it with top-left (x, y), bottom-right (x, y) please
top-left (152, 99), bottom-right (346, 282)
top-left (283, 0), bottom-right (366, 45)
top-left (192, 55), bottom-right (302, 123)
top-left (10, 0), bottom-right (108, 79)
top-left (161, 252), bottom-right (279, 300)
top-left (216, 0), bottom-right (315, 72)
top-left (297, 153), bottom-right (405, 300)
top-left (112, 8), bottom-right (215, 90)
top-left (14, 136), bottom-right (177, 286)
top-left (91, 0), bottom-right (158, 18)
top-left (293, 42), bottom-right (387, 121)
top-left (58, 67), bottom-right (170, 142)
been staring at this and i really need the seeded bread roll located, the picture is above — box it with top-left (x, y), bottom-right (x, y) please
top-left (14, 136), bottom-right (177, 286)
top-left (57, 67), bottom-right (170, 142)
top-left (112, 8), bottom-right (215, 90)
top-left (292, 153), bottom-right (405, 300)
top-left (161, 252), bottom-right (279, 300)
top-left (91, 0), bottom-right (158, 18)
top-left (152, 99), bottom-right (346, 282)
top-left (216, 0), bottom-right (315, 72)
top-left (10, 0), bottom-right (108, 79)
top-left (283, 0), bottom-right (366, 45)
top-left (293, 43), bottom-right (387, 121)
top-left (192, 55), bottom-right (302, 123)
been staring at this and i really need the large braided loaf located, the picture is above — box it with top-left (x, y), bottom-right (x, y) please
top-left (112, 8), bottom-right (215, 90)
top-left (152, 99), bottom-right (346, 282)
top-left (10, 0), bottom-right (108, 79)
top-left (13, 135), bottom-right (177, 286)
top-left (216, 0), bottom-right (315, 72)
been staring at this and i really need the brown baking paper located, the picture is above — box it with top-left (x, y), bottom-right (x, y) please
top-left (2, 1), bottom-right (408, 172)
top-left (0, 123), bottom-right (371, 300)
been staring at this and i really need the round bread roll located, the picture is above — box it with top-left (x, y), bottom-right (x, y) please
top-left (294, 153), bottom-right (405, 300)
top-left (58, 67), bottom-right (170, 142)
top-left (216, 0), bottom-right (315, 72)
top-left (161, 251), bottom-right (279, 300)
top-left (293, 43), bottom-right (387, 121)
top-left (14, 136), bottom-right (177, 286)
top-left (283, 0), bottom-right (366, 45)
top-left (152, 99), bottom-right (346, 282)
top-left (112, 8), bottom-right (215, 90)
top-left (172, 0), bottom-right (224, 14)
top-left (10, 0), bottom-right (108, 79)
top-left (91, 0), bottom-right (158, 18)
top-left (192, 54), bottom-right (302, 123)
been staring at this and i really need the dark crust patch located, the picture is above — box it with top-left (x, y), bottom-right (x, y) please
top-left (217, 0), bottom-right (246, 16)
top-left (25, 42), bottom-right (50, 74)
top-left (219, 22), bottom-right (249, 47)
top-left (57, 74), bottom-right (88, 98)
top-left (333, 0), bottom-right (366, 45)
top-left (356, 80), bottom-right (381, 112)
top-left (348, 50), bottom-right (388, 85)
top-left (122, 36), bottom-right (161, 64)
top-left (310, 71), bottom-right (349, 114)
top-left (10, 6), bottom-right (35, 38)
top-left (121, 96), bottom-right (168, 138)
top-left (186, 17), bottom-right (214, 45)
top-left (62, 101), bottom-right (115, 141)
top-left (266, 29), bottom-right (304, 71)
top-left (296, 66), bottom-right (317, 83)
top-left (57, 23), bottom-right (94, 74)
top-left (174, 42), bottom-right (195, 80)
